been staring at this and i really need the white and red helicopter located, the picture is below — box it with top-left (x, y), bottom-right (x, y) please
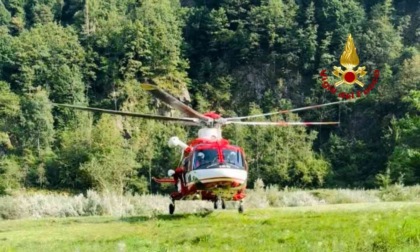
top-left (55, 83), bottom-right (348, 214)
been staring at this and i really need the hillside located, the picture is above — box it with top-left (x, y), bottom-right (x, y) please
top-left (0, 0), bottom-right (419, 194)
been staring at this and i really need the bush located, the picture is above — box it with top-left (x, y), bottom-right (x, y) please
top-left (246, 186), bottom-right (324, 207)
top-left (243, 190), bottom-right (270, 209)
top-left (311, 189), bottom-right (380, 204)
top-left (406, 185), bottom-right (420, 201)
top-left (378, 183), bottom-right (420, 201)
top-left (1, 186), bottom-right (419, 220)
top-left (0, 190), bottom-right (213, 220)
top-left (278, 191), bottom-right (324, 207)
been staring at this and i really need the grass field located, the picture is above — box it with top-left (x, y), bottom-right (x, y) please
top-left (0, 202), bottom-right (419, 252)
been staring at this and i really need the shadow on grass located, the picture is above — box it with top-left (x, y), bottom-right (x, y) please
top-left (121, 209), bottom-right (214, 223)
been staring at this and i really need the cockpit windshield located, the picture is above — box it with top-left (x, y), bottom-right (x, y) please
top-left (222, 149), bottom-right (244, 169)
top-left (193, 149), bottom-right (219, 170)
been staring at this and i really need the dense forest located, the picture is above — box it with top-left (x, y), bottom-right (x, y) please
top-left (0, 0), bottom-right (418, 195)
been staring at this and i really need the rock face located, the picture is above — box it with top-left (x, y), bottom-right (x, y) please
top-left (232, 64), bottom-right (275, 103)
top-left (180, 85), bottom-right (192, 104)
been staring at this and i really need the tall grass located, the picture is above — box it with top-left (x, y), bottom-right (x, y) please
top-left (0, 185), bottom-right (419, 220)
top-left (0, 190), bottom-right (212, 220)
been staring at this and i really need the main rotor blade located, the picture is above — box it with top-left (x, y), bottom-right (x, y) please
top-left (225, 100), bottom-right (353, 121)
top-left (141, 83), bottom-right (211, 122)
top-left (226, 121), bottom-right (339, 126)
top-left (52, 103), bottom-right (201, 125)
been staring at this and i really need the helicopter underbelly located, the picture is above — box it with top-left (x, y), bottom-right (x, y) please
top-left (186, 168), bottom-right (247, 190)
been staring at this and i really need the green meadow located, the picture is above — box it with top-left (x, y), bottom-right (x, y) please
top-left (1, 202), bottom-right (419, 252)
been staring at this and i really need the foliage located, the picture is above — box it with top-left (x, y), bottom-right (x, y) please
top-left (0, 187), bottom-right (418, 220)
top-left (0, 156), bottom-right (22, 194)
top-left (48, 113), bottom-right (93, 190)
top-left (386, 90), bottom-right (420, 185)
top-left (0, 81), bottom-right (20, 154)
top-left (18, 90), bottom-right (54, 152)
top-left (224, 104), bottom-right (330, 187)
top-left (375, 167), bottom-right (392, 188)
top-left (81, 114), bottom-right (137, 194)
top-left (0, 0), bottom-right (418, 194)
top-left (377, 183), bottom-right (419, 202)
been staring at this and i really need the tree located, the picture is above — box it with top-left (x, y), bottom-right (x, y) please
top-left (315, 0), bottom-right (366, 51)
top-left (3, 0), bottom-right (26, 34)
top-left (7, 23), bottom-right (86, 101)
top-left (17, 90), bottom-right (55, 188)
top-left (359, 1), bottom-right (403, 68)
top-left (386, 90), bottom-right (420, 185)
top-left (0, 23), bottom-right (86, 127)
top-left (297, 1), bottom-right (318, 72)
top-left (224, 103), bottom-right (330, 187)
top-left (0, 81), bottom-right (22, 194)
top-left (0, 1), bottom-right (11, 26)
top-left (0, 155), bottom-right (22, 194)
top-left (81, 114), bottom-right (137, 194)
top-left (0, 81), bottom-right (20, 154)
top-left (48, 113), bottom-right (93, 190)
top-left (18, 90), bottom-right (54, 153)
top-left (25, 0), bottom-right (58, 26)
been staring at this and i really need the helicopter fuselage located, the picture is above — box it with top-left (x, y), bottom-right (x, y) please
top-left (154, 131), bottom-right (248, 203)
top-left (181, 138), bottom-right (248, 201)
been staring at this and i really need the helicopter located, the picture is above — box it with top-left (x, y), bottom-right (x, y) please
top-left (54, 83), bottom-right (350, 214)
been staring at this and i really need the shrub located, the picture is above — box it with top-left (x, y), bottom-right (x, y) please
top-left (406, 185), bottom-right (420, 201)
top-left (246, 186), bottom-right (324, 208)
top-left (253, 178), bottom-right (265, 192)
top-left (0, 191), bottom-right (213, 220)
top-left (278, 191), bottom-right (324, 207)
top-left (0, 186), bottom-right (419, 220)
top-left (311, 189), bottom-right (380, 204)
top-left (378, 183), bottom-right (419, 201)
top-left (244, 190), bottom-right (270, 209)
top-left (266, 185), bottom-right (280, 206)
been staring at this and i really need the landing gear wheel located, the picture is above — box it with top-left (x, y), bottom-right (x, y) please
top-left (169, 203), bottom-right (175, 215)
top-left (169, 199), bottom-right (175, 215)
top-left (215, 197), bottom-right (224, 209)
top-left (238, 201), bottom-right (244, 213)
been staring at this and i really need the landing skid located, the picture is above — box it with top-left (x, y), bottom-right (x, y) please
top-left (213, 197), bottom-right (226, 210)
top-left (238, 200), bottom-right (244, 213)
top-left (168, 197), bottom-right (243, 215)
top-left (169, 198), bottom-right (175, 215)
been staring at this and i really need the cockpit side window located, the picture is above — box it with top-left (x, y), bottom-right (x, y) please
top-left (193, 149), bottom-right (219, 170)
top-left (222, 149), bottom-right (244, 169)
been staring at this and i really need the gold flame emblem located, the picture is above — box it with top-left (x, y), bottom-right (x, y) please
top-left (333, 34), bottom-right (366, 87)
